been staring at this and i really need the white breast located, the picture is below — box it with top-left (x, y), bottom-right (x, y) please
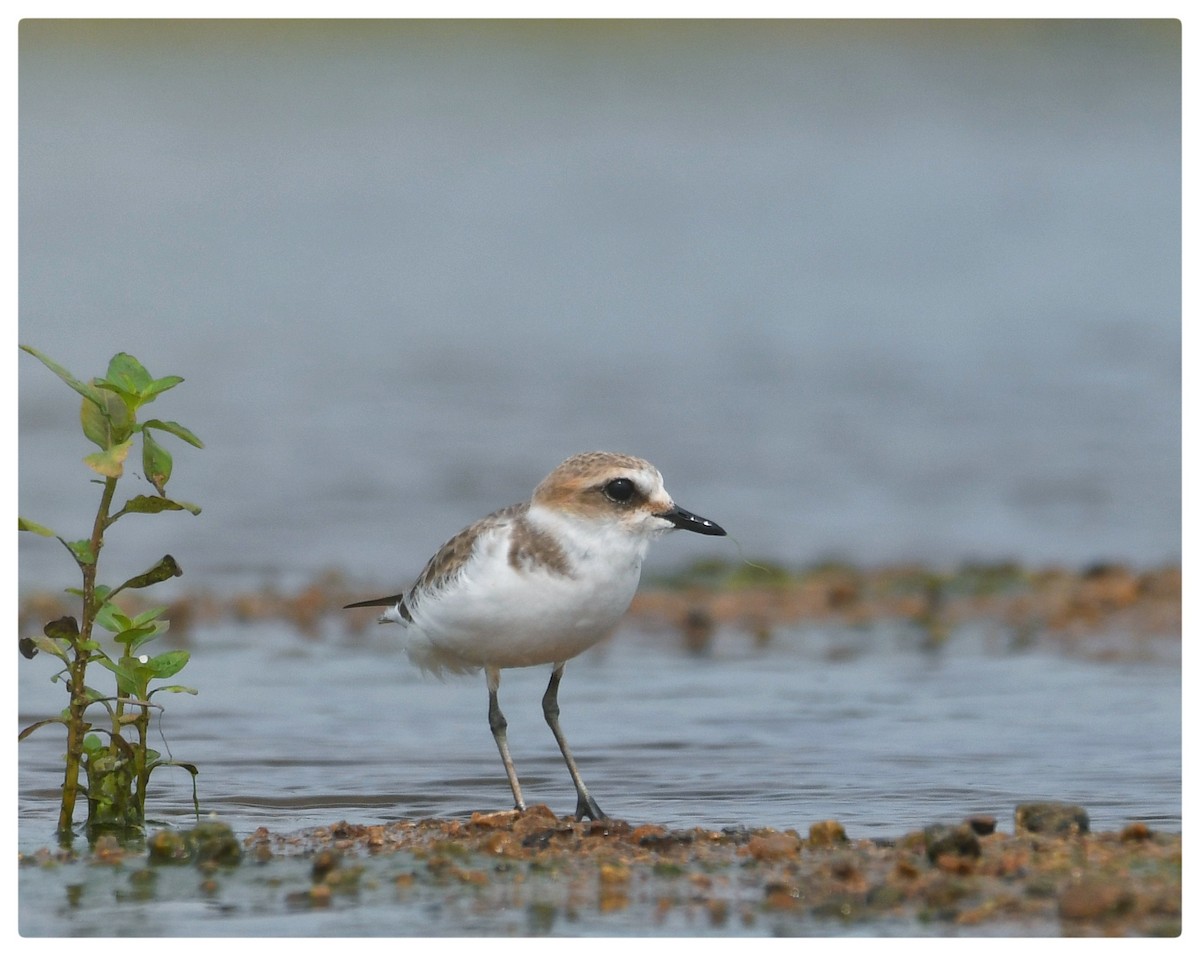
top-left (402, 506), bottom-right (650, 673)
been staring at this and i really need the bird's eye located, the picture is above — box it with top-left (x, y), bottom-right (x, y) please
top-left (603, 477), bottom-right (636, 503)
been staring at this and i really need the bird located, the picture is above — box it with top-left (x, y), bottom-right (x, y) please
top-left (344, 451), bottom-right (726, 820)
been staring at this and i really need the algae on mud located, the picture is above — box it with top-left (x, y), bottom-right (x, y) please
top-left (18, 804), bottom-right (1181, 937)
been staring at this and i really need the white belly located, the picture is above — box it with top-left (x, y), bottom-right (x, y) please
top-left (402, 527), bottom-right (646, 673)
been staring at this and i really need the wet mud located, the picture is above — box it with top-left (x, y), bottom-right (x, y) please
top-left (19, 803), bottom-right (1180, 937)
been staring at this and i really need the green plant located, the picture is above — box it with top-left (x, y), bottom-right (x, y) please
top-left (19, 346), bottom-right (204, 840)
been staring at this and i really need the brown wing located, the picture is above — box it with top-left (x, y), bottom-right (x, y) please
top-left (342, 503), bottom-right (527, 618)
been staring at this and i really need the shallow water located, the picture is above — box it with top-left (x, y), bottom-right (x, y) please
top-left (18, 619), bottom-right (1181, 845)
top-left (16, 618), bottom-right (1179, 935)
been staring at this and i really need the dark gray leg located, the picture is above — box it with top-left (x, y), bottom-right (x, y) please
top-left (542, 663), bottom-right (605, 820)
top-left (486, 666), bottom-right (526, 812)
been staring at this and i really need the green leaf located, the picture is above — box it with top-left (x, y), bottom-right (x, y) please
top-left (18, 717), bottom-right (68, 742)
top-left (131, 606), bottom-right (168, 628)
top-left (121, 621), bottom-right (167, 654)
top-left (80, 387), bottom-right (135, 449)
top-left (141, 376), bottom-right (185, 401)
top-left (82, 734), bottom-right (105, 754)
top-left (84, 437), bottom-right (133, 478)
top-left (43, 616), bottom-right (80, 640)
top-left (69, 584), bottom-right (110, 600)
top-left (28, 635), bottom-right (71, 662)
top-left (113, 624), bottom-right (157, 649)
top-left (116, 494), bottom-right (201, 518)
top-left (18, 517), bottom-right (56, 537)
top-left (102, 353), bottom-right (153, 398)
top-left (60, 538), bottom-right (95, 565)
top-left (82, 684), bottom-right (108, 702)
top-left (80, 393), bottom-right (108, 448)
top-left (148, 759), bottom-right (199, 779)
top-left (114, 555), bottom-right (182, 592)
top-left (148, 684), bottom-right (198, 698)
top-left (95, 656), bottom-right (140, 696)
top-left (95, 601), bottom-right (131, 634)
top-left (143, 418), bottom-right (204, 449)
top-left (119, 495), bottom-right (186, 515)
top-left (144, 650), bottom-right (189, 680)
top-left (142, 430), bottom-right (173, 495)
top-left (19, 345), bottom-right (98, 405)
top-left (43, 616), bottom-right (80, 641)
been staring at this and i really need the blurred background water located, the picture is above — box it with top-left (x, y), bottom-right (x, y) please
top-left (18, 19), bottom-right (1180, 596)
top-left (15, 20), bottom-right (1182, 867)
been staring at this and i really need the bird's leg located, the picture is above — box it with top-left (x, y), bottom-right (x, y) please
top-left (542, 663), bottom-right (605, 821)
top-left (486, 666), bottom-right (526, 812)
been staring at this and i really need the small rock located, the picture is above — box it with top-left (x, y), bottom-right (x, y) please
top-left (511, 805), bottom-right (560, 840)
top-left (147, 828), bottom-right (190, 863)
top-left (470, 809), bottom-right (521, 830)
top-left (965, 815), bottom-right (996, 836)
top-left (1015, 802), bottom-right (1090, 836)
top-left (1119, 821), bottom-right (1153, 842)
top-left (584, 817), bottom-right (630, 838)
top-left (311, 848), bottom-right (340, 882)
top-left (829, 854), bottom-right (866, 891)
top-left (745, 831), bottom-right (801, 861)
top-left (91, 834), bottom-right (127, 863)
top-left (148, 821), bottom-right (241, 866)
top-left (924, 824), bottom-right (981, 863)
top-left (307, 883), bottom-right (333, 907)
top-left (763, 880), bottom-right (802, 910)
top-left (630, 823), bottom-right (667, 845)
top-left (808, 820), bottom-right (848, 847)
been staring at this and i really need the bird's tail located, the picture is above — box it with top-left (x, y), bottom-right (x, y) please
top-left (343, 592), bottom-right (406, 609)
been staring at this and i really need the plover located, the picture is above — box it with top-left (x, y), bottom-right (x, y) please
top-left (345, 451), bottom-right (726, 819)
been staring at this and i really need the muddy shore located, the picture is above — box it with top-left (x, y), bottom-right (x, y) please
top-left (18, 561), bottom-right (1181, 936)
top-left (17, 560), bottom-right (1183, 656)
top-left (18, 803), bottom-right (1181, 937)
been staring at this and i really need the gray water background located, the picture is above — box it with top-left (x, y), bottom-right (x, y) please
top-left (16, 18), bottom-right (1181, 866)
top-left (18, 20), bottom-right (1180, 588)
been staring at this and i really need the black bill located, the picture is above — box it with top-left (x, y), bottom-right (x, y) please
top-left (659, 505), bottom-right (727, 536)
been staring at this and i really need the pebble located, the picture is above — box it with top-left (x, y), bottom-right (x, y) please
top-left (1015, 802), bottom-right (1090, 836)
top-left (808, 820), bottom-right (848, 847)
top-left (744, 831), bottom-right (801, 861)
top-left (965, 815), bottom-right (996, 836)
top-left (923, 824), bottom-right (981, 863)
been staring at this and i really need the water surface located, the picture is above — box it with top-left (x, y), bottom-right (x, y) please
top-left (18, 619), bottom-right (1180, 847)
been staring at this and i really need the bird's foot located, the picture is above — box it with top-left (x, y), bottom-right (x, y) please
top-left (574, 793), bottom-right (606, 821)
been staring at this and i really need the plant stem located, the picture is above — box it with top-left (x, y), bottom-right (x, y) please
top-left (58, 475), bottom-right (118, 837)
